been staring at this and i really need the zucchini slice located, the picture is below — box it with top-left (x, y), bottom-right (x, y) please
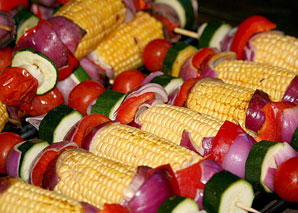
top-left (150, 75), bottom-right (184, 95)
top-left (155, 0), bottom-right (195, 29)
top-left (39, 104), bottom-right (83, 143)
top-left (162, 42), bottom-right (197, 77)
top-left (16, 139), bottom-right (49, 182)
top-left (14, 9), bottom-right (39, 43)
top-left (203, 170), bottom-right (255, 213)
top-left (158, 195), bottom-right (199, 213)
top-left (198, 20), bottom-right (232, 49)
top-left (291, 126), bottom-right (298, 152)
top-left (91, 90), bottom-right (125, 120)
top-left (70, 65), bottom-right (91, 84)
top-left (11, 48), bottom-right (58, 95)
top-left (245, 140), bottom-right (284, 192)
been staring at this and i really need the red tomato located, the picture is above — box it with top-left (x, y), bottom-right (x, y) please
top-left (29, 88), bottom-right (65, 116)
top-left (0, 132), bottom-right (23, 175)
top-left (101, 204), bottom-right (129, 213)
top-left (0, 47), bottom-right (12, 73)
top-left (0, 0), bottom-right (29, 11)
top-left (112, 70), bottom-right (145, 93)
top-left (274, 157), bottom-right (298, 202)
top-left (0, 67), bottom-right (38, 107)
top-left (143, 39), bottom-right (172, 72)
top-left (68, 80), bottom-right (105, 116)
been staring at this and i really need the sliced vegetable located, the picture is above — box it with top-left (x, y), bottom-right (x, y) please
top-left (173, 77), bottom-right (200, 107)
top-left (158, 195), bottom-right (199, 213)
top-left (112, 70), bottom-right (145, 93)
top-left (0, 46), bottom-right (13, 72)
top-left (203, 170), bottom-right (255, 213)
top-left (39, 104), bottom-right (83, 143)
top-left (0, 0), bottom-right (29, 11)
top-left (150, 75), bottom-right (184, 96)
top-left (11, 48), bottom-right (58, 95)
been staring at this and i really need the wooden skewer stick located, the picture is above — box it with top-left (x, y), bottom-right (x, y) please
top-left (235, 201), bottom-right (261, 213)
top-left (0, 24), bottom-right (12, 32)
top-left (173, 27), bottom-right (198, 39)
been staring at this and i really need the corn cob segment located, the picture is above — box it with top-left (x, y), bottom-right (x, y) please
top-left (138, 104), bottom-right (223, 154)
top-left (89, 11), bottom-right (164, 77)
top-left (0, 101), bottom-right (8, 132)
top-left (0, 176), bottom-right (89, 213)
top-left (88, 123), bottom-right (200, 171)
top-left (54, 149), bottom-right (136, 209)
top-left (186, 78), bottom-right (256, 129)
top-left (215, 59), bottom-right (296, 101)
top-left (249, 32), bottom-right (298, 73)
top-left (55, 0), bottom-right (126, 60)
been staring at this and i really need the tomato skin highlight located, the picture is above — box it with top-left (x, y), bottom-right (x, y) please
top-left (274, 157), bottom-right (298, 202)
top-left (112, 70), bottom-right (145, 93)
top-left (0, 47), bottom-right (13, 73)
top-left (29, 88), bottom-right (65, 117)
top-left (68, 80), bottom-right (105, 116)
top-left (0, 132), bottom-right (23, 175)
top-left (143, 39), bottom-right (172, 72)
top-left (0, 67), bottom-right (38, 107)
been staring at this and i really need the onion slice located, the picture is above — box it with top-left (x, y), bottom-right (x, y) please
top-left (25, 114), bottom-right (46, 130)
top-left (179, 55), bottom-right (198, 80)
top-left (180, 130), bottom-right (201, 156)
top-left (281, 105), bottom-right (298, 143)
top-left (140, 71), bottom-right (164, 86)
top-left (274, 142), bottom-right (298, 167)
top-left (220, 27), bottom-right (238, 52)
top-left (282, 75), bottom-right (298, 103)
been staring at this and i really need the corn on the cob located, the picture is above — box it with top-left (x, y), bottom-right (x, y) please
top-left (0, 101), bottom-right (8, 132)
top-left (88, 122), bottom-right (200, 171)
top-left (54, 149), bottom-right (136, 209)
top-left (138, 104), bottom-right (223, 154)
top-left (215, 57), bottom-right (296, 101)
top-left (249, 32), bottom-right (298, 73)
top-left (0, 176), bottom-right (92, 212)
top-left (186, 78), bottom-right (256, 129)
top-left (55, 0), bottom-right (126, 60)
top-left (89, 11), bottom-right (164, 77)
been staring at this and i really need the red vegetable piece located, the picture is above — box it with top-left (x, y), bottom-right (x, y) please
top-left (210, 120), bottom-right (246, 164)
top-left (192, 48), bottom-right (217, 72)
top-left (134, 0), bottom-right (151, 11)
top-left (230, 15), bottom-right (276, 59)
top-left (0, 47), bottom-right (12, 73)
top-left (71, 114), bottom-right (111, 147)
top-left (0, 67), bottom-right (38, 107)
top-left (175, 160), bottom-right (205, 199)
top-left (112, 70), bottom-right (145, 93)
top-left (274, 157), bottom-right (298, 202)
top-left (143, 38), bottom-right (172, 72)
top-left (174, 77), bottom-right (200, 107)
top-left (116, 92), bottom-right (155, 124)
top-left (257, 101), bottom-right (297, 142)
top-left (0, 0), bottom-right (29, 11)
top-left (29, 88), bottom-right (65, 117)
top-left (68, 80), bottom-right (105, 116)
top-left (0, 132), bottom-right (23, 175)
top-left (58, 49), bottom-right (79, 81)
top-left (101, 203), bottom-right (129, 213)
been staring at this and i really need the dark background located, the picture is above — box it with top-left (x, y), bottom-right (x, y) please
top-left (195, 0), bottom-right (298, 37)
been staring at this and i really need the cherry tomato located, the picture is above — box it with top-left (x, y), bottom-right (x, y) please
top-left (0, 132), bottom-right (23, 175)
top-left (274, 157), bottom-right (298, 202)
top-left (0, 47), bottom-right (12, 73)
top-left (112, 70), bottom-right (145, 93)
top-left (0, 0), bottom-right (29, 11)
top-left (68, 80), bottom-right (105, 116)
top-left (143, 39), bottom-right (172, 72)
top-left (29, 88), bottom-right (65, 117)
top-left (101, 203), bottom-right (129, 213)
top-left (0, 67), bottom-right (38, 107)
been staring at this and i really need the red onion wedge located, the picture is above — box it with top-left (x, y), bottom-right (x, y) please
top-left (56, 77), bottom-right (77, 104)
top-left (180, 130), bottom-right (201, 156)
top-left (0, 11), bottom-right (16, 47)
top-left (246, 90), bottom-right (271, 132)
top-left (80, 202), bottom-right (100, 213)
top-left (282, 75), bottom-right (298, 104)
top-left (274, 142), bottom-right (298, 167)
top-left (140, 71), bottom-right (164, 86)
top-left (281, 105), bottom-right (298, 143)
top-left (222, 134), bottom-right (256, 178)
top-left (25, 114), bottom-right (46, 131)
top-left (220, 27), bottom-right (238, 52)
top-left (179, 55), bottom-right (198, 80)
top-left (48, 16), bottom-right (86, 55)
top-left (80, 57), bottom-right (108, 85)
top-left (127, 166), bottom-right (174, 213)
top-left (42, 156), bottom-right (60, 190)
top-left (201, 51), bottom-right (236, 78)
top-left (36, 0), bottom-right (59, 8)
top-left (263, 167), bottom-right (276, 192)
top-left (167, 87), bottom-right (180, 105)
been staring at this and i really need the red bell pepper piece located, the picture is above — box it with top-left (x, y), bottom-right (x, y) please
top-left (0, 47), bottom-right (12, 74)
top-left (101, 203), bottom-right (129, 213)
top-left (116, 92), bottom-right (155, 124)
top-left (58, 49), bottom-right (79, 81)
top-left (230, 15), bottom-right (276, 60)
top-left (174, 77), bottom-right (200, 107)
top-left (210, 120), bottom-right (246, 164)
top-left (0, 0), bottom-right (29, 12)
top-left (257, 101), bottom-right (297, 142)
top-left (134, 0), bottom-right (151, 11)
top-left (192, 47), bottom-right (217, 72)
top-left (72, 113), bottom-right (111, 147)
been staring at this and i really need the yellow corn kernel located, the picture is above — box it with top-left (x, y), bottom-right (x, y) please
top-left (55, 0), bottom-right (126, 59)
top-left (0, 101), bottom-right (8, 132)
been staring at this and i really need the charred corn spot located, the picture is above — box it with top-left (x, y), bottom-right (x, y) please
top-left (250, 32), bottom-right (298, 73)
top-left (54, 150), bottom-right (136, 209)
top-left (0, 101), bottom-right (8, 132)
top-left (0, 177), bottom-right (85, 212)
top-left (88, 123), bottom-right (200, 171)
top-left (186, 79), bottom-right (255, 129)
top-left (89, 11), bottom-right (164, 77)
top-left (55, 0), bottom-right (126, 60)
top-left (138, 104), bottom-right (223, 154)
top-left (215, 60), bottom-right (296, 101)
